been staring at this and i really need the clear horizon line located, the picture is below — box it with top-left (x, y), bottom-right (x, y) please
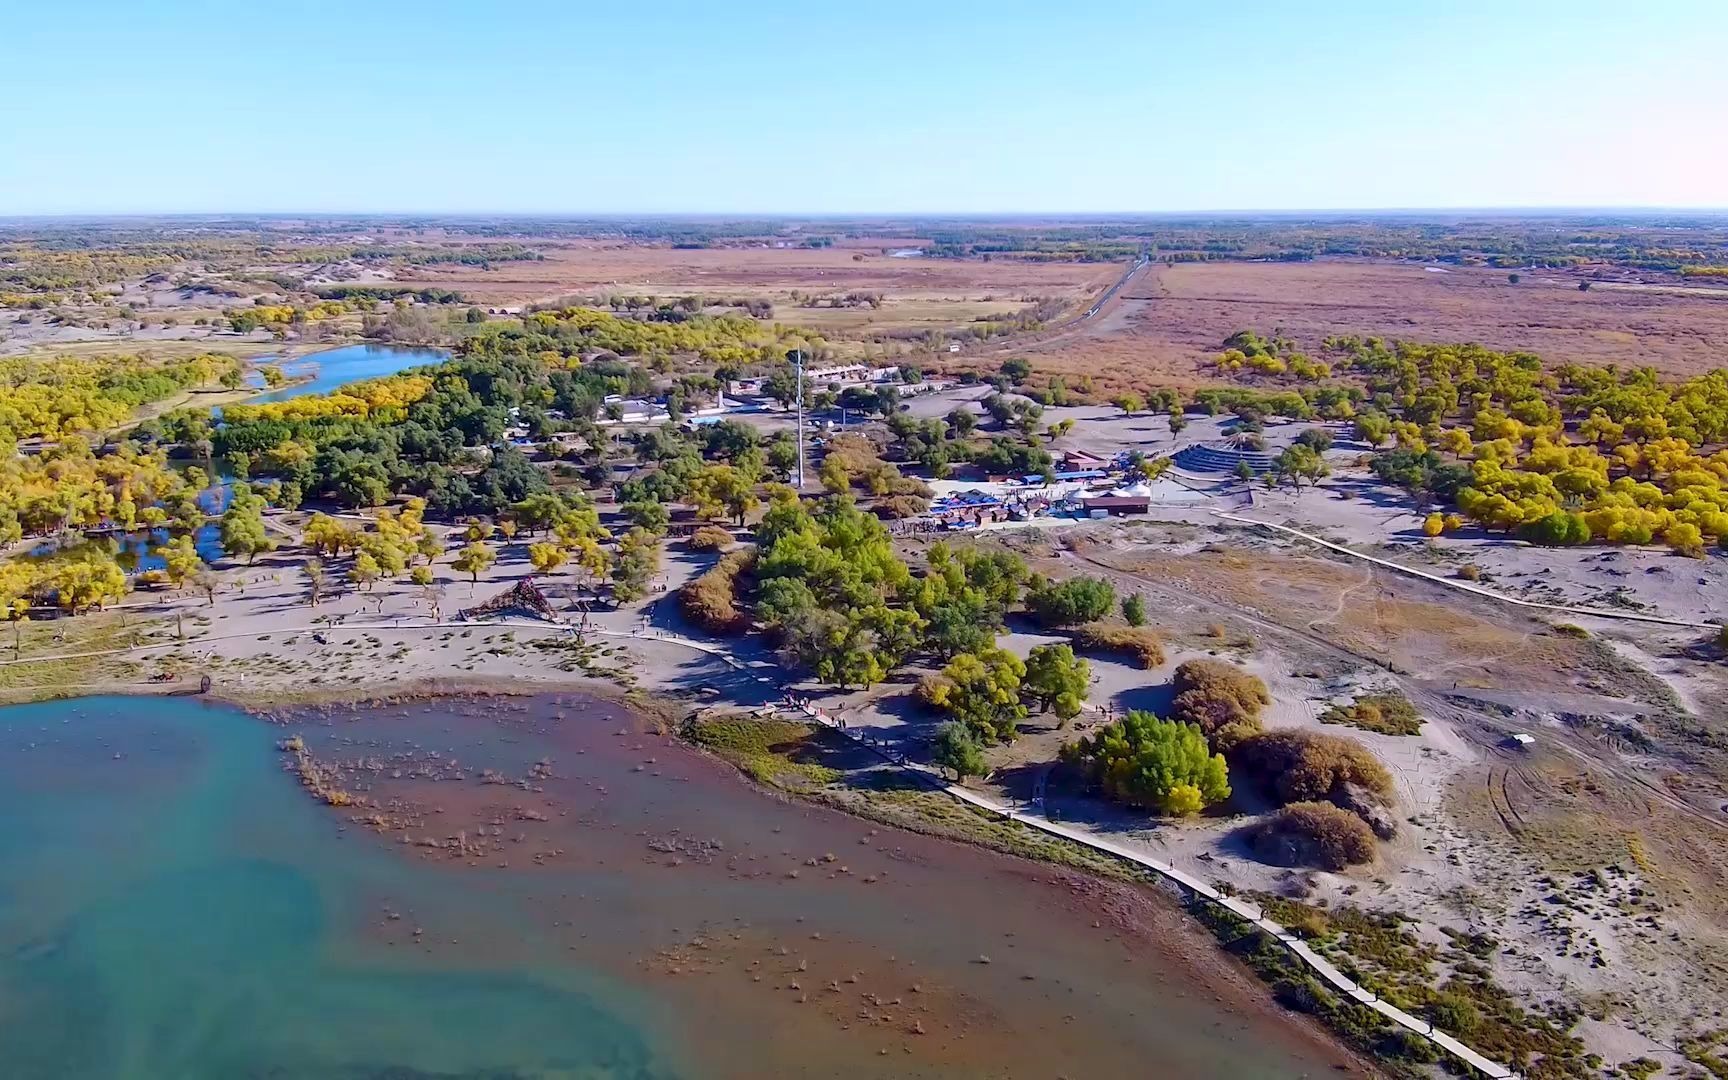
top-left (5, 204), bottom-right (1728, 222)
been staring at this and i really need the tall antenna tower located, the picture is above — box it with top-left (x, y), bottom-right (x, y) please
top-left (790, 348), bottom-right (806, 490)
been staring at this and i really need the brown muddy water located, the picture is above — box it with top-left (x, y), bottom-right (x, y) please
top-left (0, 693), bottom-right (1366, 1079)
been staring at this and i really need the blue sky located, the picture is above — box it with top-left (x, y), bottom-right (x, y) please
top-left (2, 1), bottom-right (1723, 214)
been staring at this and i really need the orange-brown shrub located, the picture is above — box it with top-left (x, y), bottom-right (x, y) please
top-left (679, 548), bottom-right (754, 634)
top-left (1247, 802), bottom-right (1377, 870)
top-left (688, 525), bottom-right (735, 552)
top-left (876, 494), bottom-right (932, 519)
top-left (1070, 623), bottom-right (1166, 669)
top-left (1232, 729), bottom-right (1392, 806)
top-left (1170, 658), bottom-right (1270, 746)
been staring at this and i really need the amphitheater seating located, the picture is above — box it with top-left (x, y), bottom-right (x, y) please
top-left (1172, 442), bottom-right (1278, 476)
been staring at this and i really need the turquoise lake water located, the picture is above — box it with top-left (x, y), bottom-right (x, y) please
top-left (0, 694), bottom-right (1353, 1079)
top-left (0, 696), bottom-right (677, 1080)
top-left (249, 343), bottom-right (450, 402)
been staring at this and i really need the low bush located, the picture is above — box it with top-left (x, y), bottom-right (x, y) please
top-left (876, 493), bottom-right (931, 519)
top-left (1247, 802), bottom-right (1377, 870)
top-left (1070, 623), bottom-right (1166, 668)
top-left (1320, 691), bottom-right (1422, 736)
top-left (678, 548), bottom-right (754, 634)
top-left (687, 525), bottom-right (734, 552)
top-left (1170, 658), bottom-right (1270, 748)
top-left (1233, 729), bottom-right (1393, 807)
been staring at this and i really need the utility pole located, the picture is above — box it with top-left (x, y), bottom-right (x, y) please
top-left (790, 348), bottom-right (806, 490)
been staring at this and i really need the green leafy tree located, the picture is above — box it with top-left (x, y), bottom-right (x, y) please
top-left (219, 485), bottom-right (275, 565)
top-left (1062, 711), bottom-right (1230, 815)
top-left (1274, 444), bottom-right (1329, 491)
top-left (622, 499), bottom-right (671, 536)
top-left (452, 541), bottom-right (496, 583)
top-left (923, 646), bottom-right (1027, 743)
top-left (1025, 575), bottom-right (1114, 627)
top-left (512, 492), bottom-right (566, 536)
top-left (1519, 509), bottom-right (1591, 546)
top-left (611, 527), bottom-right (661, 603)
top-left (931, 721), bottom-right (989, 780)
top-left (1121, 593), bottom-right (1147, 627)
top-left (688, 463), bottom-right (759, 524)
top-left (349, 551), bottom-right (381, 590)
top-left (302, 558), bottom-right (328, 606)
top-left (1022, 643), bottom-right (1090, 719)
top-left (156, 534), bottom-right (205, 587)
top-left (779, 606), bottom-right (890, 689)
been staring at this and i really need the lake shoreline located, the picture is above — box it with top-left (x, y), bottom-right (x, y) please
top-left (0, 575), bottom-right (1383, 1080)
top-left (233, 673), bottom-right (1380, 1076)
top-left (0, 659), bottom-right (1378, 1074)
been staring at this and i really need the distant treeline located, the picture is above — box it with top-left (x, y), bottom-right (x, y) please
top-left (9, 216), bottom-right (1728, 294)
top-left (311, 285), bottom-right (467, 304)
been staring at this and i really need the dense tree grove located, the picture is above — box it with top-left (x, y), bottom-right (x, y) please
top-left (1216, 333), bottom-right (1728, 554)
top-left (879, 401), bottom-right (1054, 483)
top-left (0, 437), bottom-right (208, 544)
top-left (745, 497), bottom-right (1040, 689)
top-left (145, 309), bottom-right (822, 520)
top-left (0, 352), bottom-right (240, 444)
top-left (0, 546), bottom-right (129, 617)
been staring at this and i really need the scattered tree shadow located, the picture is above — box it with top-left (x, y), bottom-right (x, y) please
top-left (1111, 682), bottom-right (1174, 717)
top-left (978, 760), bottom-right (1032, 801)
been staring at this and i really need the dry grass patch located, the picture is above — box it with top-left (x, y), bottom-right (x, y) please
top-left (1321, 691), bottom-right (1423, 736)
top-left (984, 259), bottom-right (1728, 391)
top-left (684, 714), bottom-right (838, 788)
